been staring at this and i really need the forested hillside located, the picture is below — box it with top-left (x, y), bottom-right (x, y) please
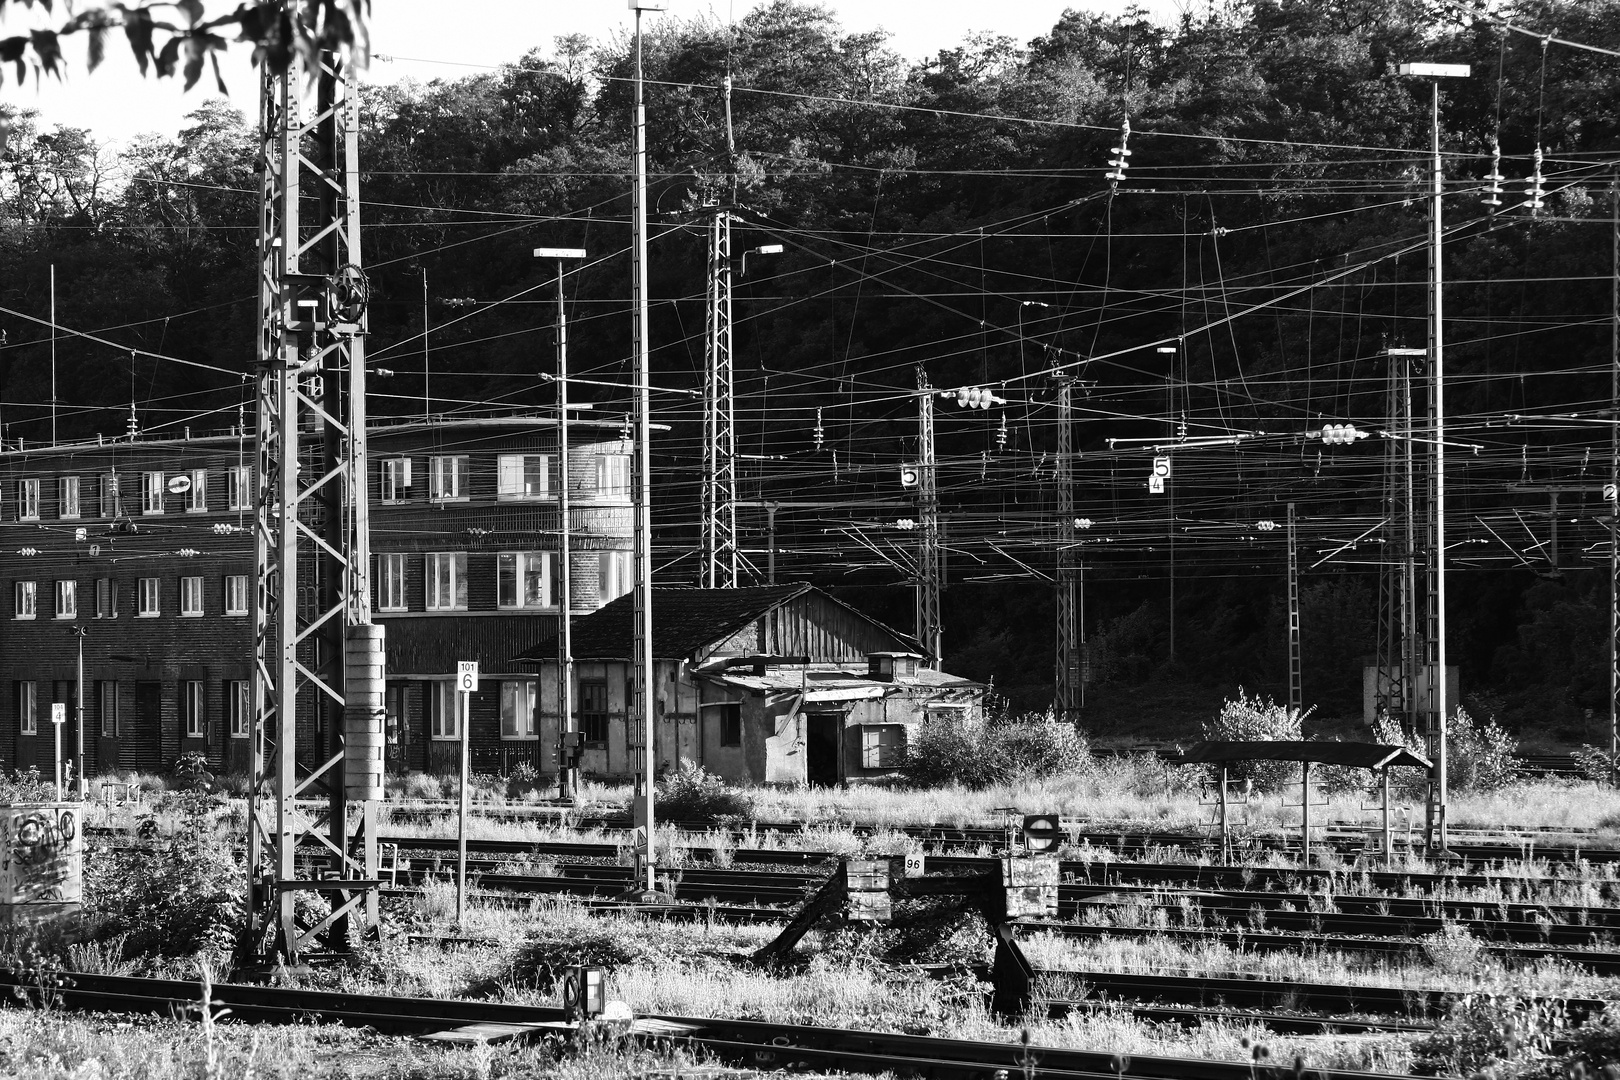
top-left (2, 0), bottom-right (1618, 738)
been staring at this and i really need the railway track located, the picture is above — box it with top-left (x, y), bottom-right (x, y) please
top-left (0, 968), bottom-right (1443, 1080)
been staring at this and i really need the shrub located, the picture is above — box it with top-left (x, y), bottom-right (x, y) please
top-left (656, 765), bottom-right (754, 823)
top-left (1373, 707), bottom-right (1521, 798)
top-left (1574, 745), bottom-right (1619, 785)
top-left (1200, 689), bottom-right (1310, 793)
top-left (902, 710), bottom-right (1089, 789)
top-left (1410, 992), bottom-right (1566, 1078)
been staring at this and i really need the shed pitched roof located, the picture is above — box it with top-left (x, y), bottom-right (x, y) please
top-left (1176, 740), bottom-right (1433, 771)
top-left (511, 583), bottom-right (919, 663)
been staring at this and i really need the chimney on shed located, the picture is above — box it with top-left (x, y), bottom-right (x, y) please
top-left (867, 652), bottom-right (920, 684)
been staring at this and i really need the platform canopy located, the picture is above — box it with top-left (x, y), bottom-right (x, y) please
top-left (1176, 740), bottom-right (1432, 772)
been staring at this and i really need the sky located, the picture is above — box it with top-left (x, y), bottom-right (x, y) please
top-left (0, 0), bottom-right (1180, 146)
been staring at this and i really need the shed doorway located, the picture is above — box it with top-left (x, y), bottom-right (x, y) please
top-left (805, 713), bottom-right (842, 787)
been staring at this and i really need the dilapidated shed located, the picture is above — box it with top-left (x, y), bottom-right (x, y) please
top-left (511, 584), bottom-right (983, 785)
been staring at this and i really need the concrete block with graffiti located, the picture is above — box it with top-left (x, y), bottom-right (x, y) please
top-left (0, 803), bottom-right (82, 909)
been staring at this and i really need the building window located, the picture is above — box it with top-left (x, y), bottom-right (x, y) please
top-left (595, 454), bottom-right (630, 498)
top-left (95, 578), bottom-right (117, 619)
top-left (500, 680), bottom-right (537, 739)
top-left (385, 683), bottom-right (405, 746)
top-left (598, 551), bottom-right (632, 604)
top-left (227, 680), bottom-right (250, 738)
top-left (860, 724), bottom-right (907, 769)
top-left (224, 575), bottom-right (248, 616)
top-left (186, 469), bottom-right (207, 512)
top-left (226, 465), bottom-right (251, 511)
top-left (497, 454), bottom-right (551, 500)
top-left (54, 580), bottom-right (76, 619)
top-left (497, 552), bottom-right (552, 609)
top-left (141, 471), bottom-right (165, 515)
top-left (426, 553), bottom-right (466, 611)
top-left (17, 682), bottom-right (35, 736)
top-left (380, 457), bottom-right (413, 503)
top-left (180, 576), bottom-right (203, 617)
top-left (578, 680), bottom-right (609, 745)
top-left (14, 581), bottom-right (35, 619)
top-left (377, 554), bottom-right (406, 611)
top-left (100, 474), bottom-right (121, 518)
top-left (17, 478), bottom-right (38, 521)
top-left (429, 682), bottom-right (459, 740)
top-left (137, 577), bottom-right (160, 617)
top-left (98, 680), bottom-right (118, 737)
top-left (58, 476), bottom-right (79, 520)
top-left (182, 680), bottom-right (205, 738)
top-left (718, 703), bottom-right (742, 747)
top-left (428, 455), bottom-right (466, 501)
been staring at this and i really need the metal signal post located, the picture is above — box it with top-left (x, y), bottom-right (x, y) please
top-left (246, 39), bottom-right (384, 964)
top-left (915, 368), bottom-right (942, 663)
top-left (1054, 374), bottom-right (1080, 718)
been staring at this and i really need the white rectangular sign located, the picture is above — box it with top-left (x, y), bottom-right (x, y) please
top-left (456, 661), bottom-right (479, 693)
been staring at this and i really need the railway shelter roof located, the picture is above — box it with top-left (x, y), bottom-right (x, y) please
top-left (1177, 740), bottom-right (1432, 772)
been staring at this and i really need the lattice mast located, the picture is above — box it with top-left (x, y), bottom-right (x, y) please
top-left (1287, 502), bottom-right (1302, 713)
top-left (700, 69), bottom-right (739, 589)
top-left (915, 368), bottom-right (942, 663)
top-left (1611, 173), bottom-right (1619, 775)
top-left (1054, 375), bottom-right (1080, 717)
top-left (246, 40), bottom-right (384, 964)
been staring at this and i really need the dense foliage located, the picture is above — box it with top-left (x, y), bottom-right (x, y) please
top-left (3, 0), bottom-right (1619, 729)
top-left (902, 708), bottom-right (1090, 787)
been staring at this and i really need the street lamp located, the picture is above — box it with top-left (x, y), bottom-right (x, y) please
top-left (533, 247), bottom-right (588, 801)
top-left (68, 625), bottom-right (85, 799)
top-left (739, 243), bottom-right (782, 279)
top-left (1397, 60), bottom-right (1470, 852)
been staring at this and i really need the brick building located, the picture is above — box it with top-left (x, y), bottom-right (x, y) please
top-left (0, 415), bottom-right (635, 779)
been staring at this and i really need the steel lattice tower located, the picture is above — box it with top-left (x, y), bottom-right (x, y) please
top-left (915, 369), bottom-right (942, 663)
top-left (245, 43), bottom-right (384, 964)
top-left (701, 208), bottom-right (738, 588)
top-left (1054, 375), bottom-right (1080, 718)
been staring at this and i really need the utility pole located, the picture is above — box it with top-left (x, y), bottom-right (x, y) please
top-left (536, 248), bottom-right (587, 799)
top-left (628, 0), bottom-right (664, 901)
top-left (1054, 374), bottom-right (1080, 718)
top-left (1398, 61), bottom-right (1469, 852)
top-left (1610, 170), bottom-right (1619, 778)
top-left (701, 203), bottom-right (736, 589)
top-left (915, 367), bottom-right (942, 663)
top-left (245, 30), bottom-right (383, 964)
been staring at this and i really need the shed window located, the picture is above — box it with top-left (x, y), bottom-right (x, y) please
top-left (860, 724), bottom-right (907, 769)
top-left (718, 704), bottom-right (741, 747)
top-left (578, 680), bottom-right (609, 745)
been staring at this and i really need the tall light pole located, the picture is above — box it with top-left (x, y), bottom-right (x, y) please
top-left (1398, 61), bottom-right (1469, 852)
top-left (629, 0), bottom-right (664, 899)
top-left (535, 247), bottom-right (587, 800)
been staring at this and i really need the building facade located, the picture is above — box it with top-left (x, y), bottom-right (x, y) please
top-left (513, 585), bottom-right (985, 786)
top-left (0, 416), bottom-right (634, 780)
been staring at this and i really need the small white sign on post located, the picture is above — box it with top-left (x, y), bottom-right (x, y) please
top-left (50, 705), bottom-right (65, 726)
top-left (454, 661), bottom-right (477, 928)
top-left (456, 661), bottom-right (479, 693)
top-left (50, 704), bottom-right (65, 800)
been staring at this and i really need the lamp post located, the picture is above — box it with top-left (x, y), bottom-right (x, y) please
top-left (1397, 60), bottom-right (1470, 853)
top-left (534, 247), bottom-right (588, 801)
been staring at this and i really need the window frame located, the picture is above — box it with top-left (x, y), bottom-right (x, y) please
top-left (598, 550), bottom-right (632, 604)
top-left (185, 469), bottom-right (207, 513)
top-left (141, 471), bottom-right (165, 515)
top-left (718, 703), bottom-right (742, 748)
top-left (226, 465), bottom-right (251, 511)
top-left (377, 553), bottom-right (407, 612)
top-left (578, 679), bottom-right (609, 746)
top-left (98, 680), bottom-right (118, 737)
top-left (425, 552), bottom-right (467, 611)
top-left (180, 575), bottom-right (204, 617)
top-left (94, 577), bottom-right (117, 619)
top-left (429, 682), bottom-right (459, 740)
top-left (500, 680), bottom-right (538, 739)
top-left (595, 454), bottom-right (630, 498)
top-left (224, 574), bottom-right (248, 616)
top-left (227, 680), bottom-right (250, 738)
top-left (17, 478), bottom-right (39, 521)
top-left (496, 453), bottom-right (552, 501)
top-left (54, 579), bottom-right (76, 620)
top-left (380, 457), bottom-right (413, 504)
top-left (58, 476), bottom-right (79, 520)
top-left (860, 724), bottom-right (907, 769)
top-left (182, 680), bottom-right (205, 738)
top-left (137, 576), bottom-right (160, 617)
top-left (17, 682), bottom-right (35, 736)
top-left (427, 455), bottom-right (467, 502)
top-left (497, 551), bottom-right (553, 610)
top-left (14, 580), bottom-right (35, 620)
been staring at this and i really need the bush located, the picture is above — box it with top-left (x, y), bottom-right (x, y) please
top-left (1373, 707), bottom-right (1520, 798)
top-left (656, 765), bottom-right (753, 822)
top-left (1574, 745), bottom-right (1619, 785)
top-left (1200, 689), bottom-right (1310, 793)
top-left (1410, 993), bottom-right (1566, 1078)
top-left (902, 710), bottom-right (1089, 789)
